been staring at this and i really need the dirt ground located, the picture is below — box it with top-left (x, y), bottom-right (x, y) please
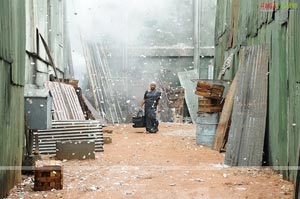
top-left (7, 123), bottom-right (294, 199)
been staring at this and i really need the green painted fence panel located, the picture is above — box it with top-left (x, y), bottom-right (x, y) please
top-left (286, 10), bottom-right (294, 181)
top-left (215, 0), bottom-right (300, 188)
top-left (0, 0), bottom-right (25, 197)
top-left (237, 1), bottom-right (250, 45)
top-left (294, 0), bottom-right (300, 183)
top-left (275, 0), bottom-right (289, 24)
top-left (231, 0), bottom-right (239, 48)
top-left (258, 0), bottom-right (268, 28)
top-left (0, 0), bottom-right (26, 86)
top-left (0, 61), bottom-right (24, 198)
top-left (248, 0), bottom-right (259, 37)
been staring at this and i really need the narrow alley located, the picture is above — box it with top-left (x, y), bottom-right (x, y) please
top-left (1, 0), bottom-right (300, 198)
top-left (8, 123), bottom-right (293, 199)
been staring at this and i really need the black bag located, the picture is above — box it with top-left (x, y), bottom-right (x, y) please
top-left (132, 110), bottom-right (145, 128)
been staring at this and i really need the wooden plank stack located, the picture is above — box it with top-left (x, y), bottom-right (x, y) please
top-left (195, 81), bottom-right (225, 99)
top-left (195, 81), bottom-right (225, 113)
top-left (34, 160), bottom-right (63, 191)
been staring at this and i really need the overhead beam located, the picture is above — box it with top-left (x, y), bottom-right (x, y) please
top-left (107, 46), bottom-right (214, 57)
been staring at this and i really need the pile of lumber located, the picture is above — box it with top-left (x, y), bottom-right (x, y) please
top-left (195, 81), bottom-right (225, 113)
top-left (195, 81), bottom-right (224, 98)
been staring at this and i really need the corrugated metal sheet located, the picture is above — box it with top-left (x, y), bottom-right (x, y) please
top-left (33, 120), bottom-right (104, 154)
top-left (267, 22), bottom-right (288, 175)
top-left (0, 0), bottom-right (26, 86)
top-left (178, 70), bottom-right (198, 123)
top-left (45, 81), bottom-right (85, 121)
top-left (214, 0), bottom-right (300, 191)
top-left (225, 45), bottom-right (269, 166)
top-left (293, 2), bottom-right (300, 192)
top-left (0, 0), bottom-right (25, 198)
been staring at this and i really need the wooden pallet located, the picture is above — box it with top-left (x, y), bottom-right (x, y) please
top-left (34, 160), bottom-right (63, 191)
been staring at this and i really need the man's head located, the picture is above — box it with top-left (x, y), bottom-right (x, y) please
top-left (150, 82), bottom-right (156, 90)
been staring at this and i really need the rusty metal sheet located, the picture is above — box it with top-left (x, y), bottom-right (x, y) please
top-left (45, 81), bottom-right (85, 120)
top-left (56, 140), bottom-right (95, 160)
top-left (225, 45), bottom-right (269, 166)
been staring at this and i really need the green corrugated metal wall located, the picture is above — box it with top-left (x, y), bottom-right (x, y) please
top-left (0, 0), bottom-right (25, 198)
top-left (214, 0), bottom-right (300, 183)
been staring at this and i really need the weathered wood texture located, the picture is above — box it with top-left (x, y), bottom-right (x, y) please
top-left (225, 45), bottom-right (269, 166)
top-left (213, 73), bottom-right (238, 151)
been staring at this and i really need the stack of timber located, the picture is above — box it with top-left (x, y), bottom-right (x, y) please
top-left (195, 81), bottom-right (225, 99)
top-left (168, 87), bottom-right (185, 123)
top-left (195, 81), bottom-right (225, 113)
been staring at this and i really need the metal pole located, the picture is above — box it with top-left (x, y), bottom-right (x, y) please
top-left (193, 0), bottom-right (200, 79)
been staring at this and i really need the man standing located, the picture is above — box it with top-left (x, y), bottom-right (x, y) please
top-left (139, 82), bottom-right (161, 133)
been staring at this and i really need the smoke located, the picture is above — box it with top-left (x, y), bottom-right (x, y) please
top-left (66, 0), bottom-right (195, 123)
top-left (67, 0), bottom-right (177, 44)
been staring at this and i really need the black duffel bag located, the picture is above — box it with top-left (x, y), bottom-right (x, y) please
top-left (132, 110), bottom-right (145, 128)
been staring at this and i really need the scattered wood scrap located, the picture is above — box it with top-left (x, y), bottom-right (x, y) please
top-left (102, 129), bottom-right (113, 134)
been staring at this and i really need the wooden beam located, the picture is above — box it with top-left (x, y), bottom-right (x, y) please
top-left (212, 73), bottom-right (238, 151)
top-left (39, 34), bottom-right (60, 81)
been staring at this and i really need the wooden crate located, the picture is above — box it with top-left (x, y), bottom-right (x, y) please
top-left (34, 160), bottom-right (63, 191)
